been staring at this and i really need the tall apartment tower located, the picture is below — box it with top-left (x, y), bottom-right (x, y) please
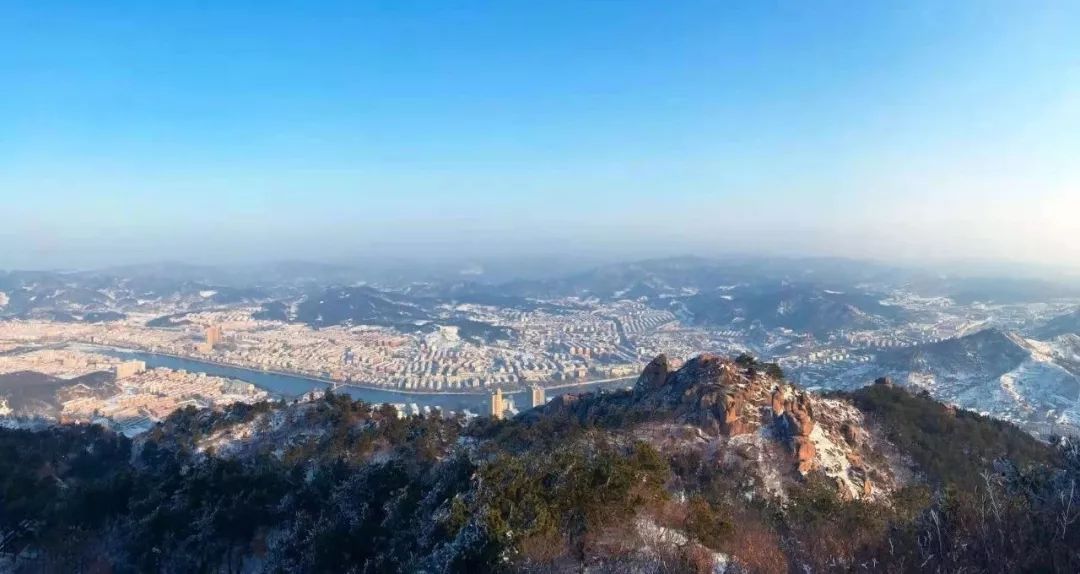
top-left (198, 325), bottom-right (224, 354)
top-left (114, 360), bottom-right (146, 380)
top-left (530, 385), bottom-right (546, 409)
top-left (205, 325), bottom-right (223, 347)
top-left (490, 388), bottom-right (505, 419)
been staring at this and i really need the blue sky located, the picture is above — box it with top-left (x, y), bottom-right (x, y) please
top-left (2, 1), bottom-right (1078, 269)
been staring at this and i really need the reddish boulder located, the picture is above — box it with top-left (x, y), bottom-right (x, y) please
top-left (794, 437), bottom-right (816, 473)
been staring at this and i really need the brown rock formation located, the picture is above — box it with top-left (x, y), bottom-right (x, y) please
top-left (783, 394), bottom-right (815, 437)
top-left (773, 393), bottom-right (817, 474)
top-left (840, 423), bottom-right (858, 445)
top-left (770, 387), bottom-right (786, 418)
top-left (721, 389), bottom-right (749, 435)
top-left (673, 353), bottom-right (730, 388)
top-left (617, 353), bottom-right (905, 501)
top-left (635, 354), bottom-right (671, 393)
top-left (794, 436), bottom-right (816, 473)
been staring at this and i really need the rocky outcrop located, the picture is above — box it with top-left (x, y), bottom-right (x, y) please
top-left (771, 387), bottom-right (786, 417)
top-left (672, 355), bottom-right (755, 435)
top-left (543, 354), bottom-right (905, 501)
top-left (633, 353), bottom-right (823, 473)
top-left (635, 354), bottom-right (671, 393)
top-left (548, 393), bottom-right (580, 410)
top-left (793, 436), bottom-right (816, 474)
top-left (764, 392), bottom-right (817, 473)
top-left (783, 394), bottom-right (816, 437)
top-left (716, 387), bottom-right (749, 435)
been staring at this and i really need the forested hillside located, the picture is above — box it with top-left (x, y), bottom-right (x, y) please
top-left (2, 356), bottom-right (1078, 573)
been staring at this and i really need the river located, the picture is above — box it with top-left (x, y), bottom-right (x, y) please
top-left (91, 346), bottom-right (634, 414)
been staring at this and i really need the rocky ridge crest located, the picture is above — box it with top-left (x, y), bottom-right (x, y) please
top-left (625, 353), bottom-right (905, 500)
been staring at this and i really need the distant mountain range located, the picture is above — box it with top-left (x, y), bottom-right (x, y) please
top-left (830, 328), bottom-right (1080, 434)
top-left (0, 270), bottom-right (270, 321)
top-left (4, 259), bottom-right (1080, 371)
top-left (669, 283), bottom-right (906, 335)
top-left (1029, 308), bottom-right (1080, 340)
top-left (255, 285), bottom-right (427, 327)
top-left (254, 286), bottom-right (518, 344)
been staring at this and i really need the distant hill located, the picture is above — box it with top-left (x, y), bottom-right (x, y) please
top-left (935, 276), bottom-right (1080, 305)
top-left (671, 283), bottom-right (904, 335)
top-left (1029, 307), bottom-right (1080, 340)
top-left (0, 370), bottom-right (115, 419)
top-left (254, 286), bottom-right (432, 327)
top-left (445, 256), bottom-right (911, 301)
top-left (254, 286), bottom-right (518, 344)
top-left (833, 328), bottom-right (1080, 434)
top-left (0, 270), bottom-right (269, 319)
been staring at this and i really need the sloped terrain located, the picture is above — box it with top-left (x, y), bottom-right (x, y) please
top-left (0, 270), bottom-right (269, 320)
top-left (834, 328), bottom-right (1080, 434)
top-left (672, 284), bottom-right (904, 336)
top-left (253, 285), bottom-right (518, 343)
top-left (1030, 307), bottom-right (1080, 340)
top-left (1, 355), bottom-right (1078, 573)
top-left (0, 370), bottom-right (116, 420)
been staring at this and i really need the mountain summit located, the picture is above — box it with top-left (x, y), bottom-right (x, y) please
top-left (548, 352), bottom-right (906, 498)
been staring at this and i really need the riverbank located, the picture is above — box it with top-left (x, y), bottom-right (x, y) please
top-left (73, 342), bottom-right (635, 395)
top-left (71, 342), bottom-right (495, 396)
top-left (68, 342), bottom-right (636, 413)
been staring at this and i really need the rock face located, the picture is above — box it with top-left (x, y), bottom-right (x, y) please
top-left (782, 395), bottom-right (817, 473)
top-left (635, 354), bottom-right (671, 393)
top-left (771, 387), bottom-right (786, 417)
top-left (793, 437), bottom-right (817, 474)
top-left (539, 354), bottom-right (905, 500)
top-left (619, 354), bottom-right (905, 499)
top-left (874, 376), bottom-right (894, 387)
top-left (783, 395), bottom-right (816, 437)
top-left (668, 354), bottom-right (752, 436)
top-left (632, 354), bottom-right (820, 471)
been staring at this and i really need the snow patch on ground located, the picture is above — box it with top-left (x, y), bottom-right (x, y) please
top-left (808, 396), bottom-right (902, 500)
top-left (737, 427), bottom-right (786, 499)
top-left (808, 423), bottom-right (859, 499)
top-left (635, 518), bottom-right (730, 573)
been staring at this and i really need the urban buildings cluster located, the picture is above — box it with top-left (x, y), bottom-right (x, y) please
top-left (0, 302), bottom-right (715, 392)
top-left (2, 288), bottom-right (1066, 409)
top-left (0, 346), bottom-right (267, 435)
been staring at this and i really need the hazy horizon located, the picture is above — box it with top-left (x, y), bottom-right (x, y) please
top-left (4, 2), bottom-right (1078, 271)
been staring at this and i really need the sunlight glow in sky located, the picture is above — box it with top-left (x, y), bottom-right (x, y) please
top-left (2, 1), bottom-right (1078, 269)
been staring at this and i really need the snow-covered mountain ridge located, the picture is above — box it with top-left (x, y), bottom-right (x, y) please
top-left (828, 328), bottom-right (1080, 435)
